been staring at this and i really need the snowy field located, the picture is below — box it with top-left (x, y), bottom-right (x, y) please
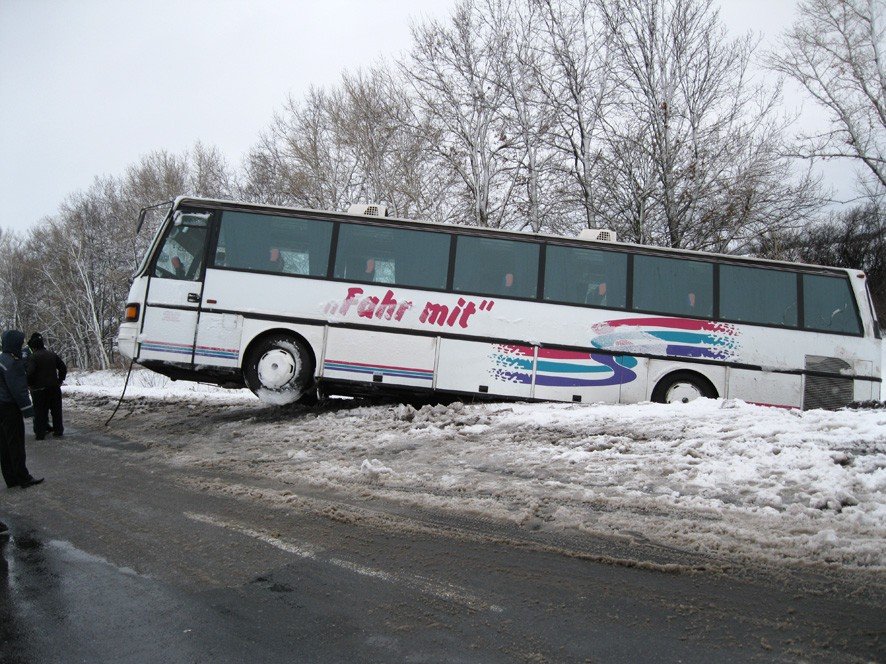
top-left (67, 370), bottom-right (886, 572)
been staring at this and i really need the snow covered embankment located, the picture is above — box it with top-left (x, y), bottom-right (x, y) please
top-left (67, 371), bottom-right (886, 570)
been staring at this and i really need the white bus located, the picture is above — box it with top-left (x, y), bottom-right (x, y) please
top-left (116, 197), bottom-right (882, 410)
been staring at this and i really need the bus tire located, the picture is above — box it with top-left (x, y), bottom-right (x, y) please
top-left (244, 334), bottom-right (313, 405)
top-left (651, 371), bottom-right (717, 405)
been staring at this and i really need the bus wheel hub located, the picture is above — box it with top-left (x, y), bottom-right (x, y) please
top-left (257, 349), bottom-right (297, 389)
top-left (666, 382), bottom-right (702, 404)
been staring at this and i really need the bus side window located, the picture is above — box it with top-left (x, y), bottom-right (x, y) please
top-left (632, 254), bottom-right (712, 318)
top-left (216, 211), bottom-right (333, 277)
top-left (282, 250), bottom-right (309, 275)
top-left (544, 245), bottom-right (626, 309)
top-left (334, 223), bottom-right (447, 289)
top-left (803, 274), bottom-right (861, 334)
top-left (720, 264), bottom-right (797, 327)
top-left (453, 236), bottom-right (539, 299)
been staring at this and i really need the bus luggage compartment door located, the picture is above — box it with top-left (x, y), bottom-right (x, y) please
top-left (532, 348), bottom-right (622, 405)
top-left (435, 340), bottom-right (533, 399)
top-left (322, 328), bottom-right (436, 389)
top-left (726, 368), bottom-right (802, 409)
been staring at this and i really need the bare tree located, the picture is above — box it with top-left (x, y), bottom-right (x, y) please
top-left (337, 67), bottom-right (453, 220)
top-left (242, 72), bottom-right (449, 221)
top-left (0, 229), bottom-right (34, 333)
top-left (189, 142), bottom-right (236, 199)
top-left (768, 0), bottom-right (886, 195)
top-left (244, 86), bottom-right (361, 211)
top-left (30, 179), bottom-right (134, 369)
top-left (123, 150), bottom-right (189, 207)
top-left (240, 130), bottom-right (296, 207)
top-left (597, 0), bottom-right (822, 251)
top-left (530, 0), bottom-right (621, 231)
top-left (594, 126), bottom-right (659, 244)
top-left (476, 0), bottom-right (563, 233)
top-left (404, 1), bottom-right (516, 228)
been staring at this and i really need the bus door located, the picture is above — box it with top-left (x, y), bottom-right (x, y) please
top-left (138, 212), bottom-right (210, 364)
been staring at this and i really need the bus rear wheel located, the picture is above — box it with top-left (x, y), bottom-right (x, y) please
top-left (651, 371), bottom-right (716, 405)
top-left (244, 335), bottom-right (313, 405)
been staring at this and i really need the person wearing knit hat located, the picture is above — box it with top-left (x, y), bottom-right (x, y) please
top-left (0, 330), bottom-right (42, 488)
top-left (26, 332), bottom-right (67, 440)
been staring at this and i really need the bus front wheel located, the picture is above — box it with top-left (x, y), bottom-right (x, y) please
top-left (651, 371), bottom-right (717, 405)
top-left (244, 335), bottom-right (313, 405)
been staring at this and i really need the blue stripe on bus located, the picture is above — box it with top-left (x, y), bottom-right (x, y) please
top-left (497, 357), bottom-right (615, 374)
top-left (324, 362), bottom-right (433, 381)
top-left (647, 331), bottom-right (724, 345)
top-left (536, 360), bottom-right (613, 374)
top-left (325, 365), bottom-right (433, 380)
top-left (142, 341), bottom-right (238, 360)
top-left (141, 343), bottom-right (193, 356)
top-left (195, 350), bottom-right (239, 359)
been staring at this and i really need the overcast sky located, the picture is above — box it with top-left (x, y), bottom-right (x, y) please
top-left (0, 0), bottom-right (847, 234)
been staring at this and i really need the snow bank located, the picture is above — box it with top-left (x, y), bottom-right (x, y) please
top-left (66, 369), bottom-right (256, 403)
top-left (66, 371), bottom-right (886, 570)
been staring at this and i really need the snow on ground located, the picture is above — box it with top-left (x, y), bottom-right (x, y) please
top-left (68, 369), bottom-right (257, 403)
top-left (66, 370), bottom-right (886, 571)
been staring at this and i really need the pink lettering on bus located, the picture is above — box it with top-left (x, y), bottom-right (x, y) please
top-left (419, 297), bottom-right (481, 329)
top-left (326, 287), bottom-right (413, 322)
top-left (325, 288), bottom-right (492, 329)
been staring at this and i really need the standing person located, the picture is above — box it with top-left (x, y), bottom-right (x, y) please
top-left (26, 332), bottom-right (67, 440)
top-left (0, 330), bottom-right (42, 488)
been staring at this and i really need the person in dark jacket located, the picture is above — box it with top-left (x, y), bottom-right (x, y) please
top-left (0, 330), bottom-right (42, 488)
top-left (26, 332), bottom-right (67, 440)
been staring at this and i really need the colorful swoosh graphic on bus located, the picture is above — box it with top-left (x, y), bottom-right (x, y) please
top-left (489, 345), bottom-right (638, 387)
top-left (590, 317), bottom-right (740, 360)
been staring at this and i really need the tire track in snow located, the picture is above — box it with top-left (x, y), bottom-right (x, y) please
top-left (184, 511), bottom-right (504, 614)
top-left (183, 478), bottom-right (714, 576)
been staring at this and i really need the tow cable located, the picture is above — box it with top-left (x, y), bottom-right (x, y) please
top-left (105, 360), bottom-right (135, 427)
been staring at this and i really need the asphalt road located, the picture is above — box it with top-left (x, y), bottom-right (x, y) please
top-left (1, 412), bottom-right (883, 663)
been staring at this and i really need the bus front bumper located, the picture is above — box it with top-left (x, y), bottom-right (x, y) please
top-left (116, 323), bottom-right (139, 361)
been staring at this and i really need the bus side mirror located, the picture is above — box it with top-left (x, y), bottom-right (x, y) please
top-left (136, 208), bottom-right (147, 234)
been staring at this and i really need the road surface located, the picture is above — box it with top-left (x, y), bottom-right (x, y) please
top-left (1, 405), bottom-right (883, 663)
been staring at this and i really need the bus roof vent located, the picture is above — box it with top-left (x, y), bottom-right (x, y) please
top-left (347, 203), bottom-right (389, 217)
top-left (578, 228), bottom-right (617, 243)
